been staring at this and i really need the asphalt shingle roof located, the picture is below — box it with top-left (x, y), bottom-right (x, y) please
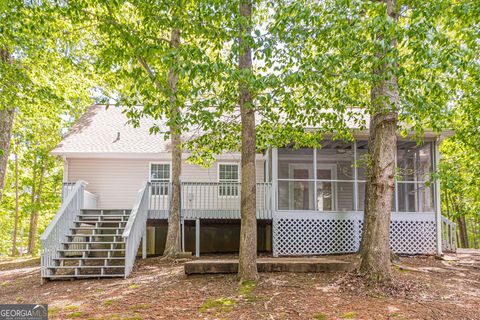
top-left (52, 105), bottom-right (171, 155)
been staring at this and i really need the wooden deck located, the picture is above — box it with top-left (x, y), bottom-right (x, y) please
top-left (184, 257), bottom-right (353, 274)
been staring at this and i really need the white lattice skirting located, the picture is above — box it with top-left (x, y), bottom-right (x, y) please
top-left (273, 212), bottom-right (436, 256)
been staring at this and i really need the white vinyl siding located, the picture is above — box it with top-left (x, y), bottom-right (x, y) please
top-left (67, 158), bottom-right (265, 209)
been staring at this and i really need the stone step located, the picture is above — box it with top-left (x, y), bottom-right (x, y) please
top-left (185, 258), bottom-right (353, 274)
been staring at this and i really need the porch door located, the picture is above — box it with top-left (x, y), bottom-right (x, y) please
top-left (290, 168), bottom-right (313, 210)
top-left (317, 168), bottom-right (334, 211)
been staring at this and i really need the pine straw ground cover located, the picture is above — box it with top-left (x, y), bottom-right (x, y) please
top-left (0, 251), bottom-right (479, 320)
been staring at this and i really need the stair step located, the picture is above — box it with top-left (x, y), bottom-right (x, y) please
top-left (73, 221), bottom-right (127, 226)
top-left (80, 209), bottom-right (132, 213)
top-left (65, 234), bottom-right (124, 237)
top-left (78, 215), bottom-right (129, 218)
top-left (70, 227), bottom-right (125, 230)
top-left (47, 274), bottom-right (125, 279)
top-left (62, 241), bottom-right (124, 245)
top-left (54, 257), bottom-right (124, 261)
top-left (49, 265), bottom-right (125, 269)
top-left (58, 249), bottom-right (125, 252)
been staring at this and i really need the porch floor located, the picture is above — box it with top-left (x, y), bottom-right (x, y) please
top-left (184, 257), bottom-right (353, 274)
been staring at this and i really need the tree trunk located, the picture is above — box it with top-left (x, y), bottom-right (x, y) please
top-left (163, 28), bottom-right (182, 259)
top-left (11, 148), bottom-right (19, 256)
top-left (359, 0), bottom-right (398, 283)
top-left (0, 47), bottom-right (14, 203)
top-left (470, 218), bottom-right (478, 249)
top-left (27, 159), bottom-right (46, 255)
top-left (456, 215), bottom-right (469, 248)
top-left (238, 0), bottom-right (258, 282)
top-left (451, 197), bottom-right (469, 248)
top-left (444, 189), bottom-right (451, 220)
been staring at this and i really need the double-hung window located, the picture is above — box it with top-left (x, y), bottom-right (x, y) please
top-left (150, 163), bottom-right (170, 196)
top-left (218, 164), bottom-right (239, 197)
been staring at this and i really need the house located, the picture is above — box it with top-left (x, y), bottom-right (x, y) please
top-left (40, 105), bottom-right (457, 280)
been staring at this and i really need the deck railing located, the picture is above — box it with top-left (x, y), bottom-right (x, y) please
top-left (123, 181), bottom-right (150, 278)
top-left (40, 180), bottom-right (86, 280)
top-left (148, 182), bottom-right (171, 219)
top-left (61, 182), bottom-right (76, 202)
top-left (441, 216), bottom-right (457, 252)
top-left (180, 182), bottom-right (272, 219)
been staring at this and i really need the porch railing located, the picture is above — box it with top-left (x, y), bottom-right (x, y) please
top-left (180, 182), bottom-right (272, 219)
top-left (40, 180), bottom-right (87, 279)
top-left (123, 181), bottom-right (150, 278)
top-left (61, 182), bottom-right (76, 202)
top-left (441, 216), bottom-right (457, 252)
top-left (148, 182), bottom-right (171, 219)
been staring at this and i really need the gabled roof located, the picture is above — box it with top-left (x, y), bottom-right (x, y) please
top-left (52, 104), bottom-right (453, 158)
top-left (52, 105), bottom-right (172, 156)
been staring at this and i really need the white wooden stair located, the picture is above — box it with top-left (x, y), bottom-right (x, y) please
top-left (46, 209), bottom-right (131, 280)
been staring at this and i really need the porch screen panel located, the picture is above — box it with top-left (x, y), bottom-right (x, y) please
top-left (317, 140), bottom-right (355, 212)
top-left (278, 148), bottom-right (314, 210)
top-left (396, 141), bottom-right (434, 213)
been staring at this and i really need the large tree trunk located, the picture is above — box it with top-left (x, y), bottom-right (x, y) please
top-left (470, 218), bottom-right (478, 249)
top-left (163, 28), bottom-right (182, 259)
top-left (359, 0), bottom-right (398, 283)
top-left (11, 148), bottom-right (19, 256)
top-left (238, 0), bottom-right (258, 282)
top-left (456, 215), bottom-right (469, 248)
top-left (0, 47), bottom-right (14, 203)
top-left (27, 159), bottom-right (46, 254)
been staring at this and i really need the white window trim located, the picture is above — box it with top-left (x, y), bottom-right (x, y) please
top-left (217, 162), bottom-right (240, 198)
top-left (149, 162), bottom-right (172, 197)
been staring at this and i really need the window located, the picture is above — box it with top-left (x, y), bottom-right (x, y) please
top-left (218, 164), bottom-right (239, 197)
top-left (150, 163), bottom-right (170, 196)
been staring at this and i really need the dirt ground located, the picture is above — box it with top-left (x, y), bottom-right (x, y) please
top-left (0, 250), bottom-right (479, 320)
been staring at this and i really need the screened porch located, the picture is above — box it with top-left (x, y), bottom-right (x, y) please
top-left (270, 139), bottom-right (447, 256)
top-left (272, 140), bottom-right (436, 215)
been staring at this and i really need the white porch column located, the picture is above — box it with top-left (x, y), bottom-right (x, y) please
top-left (142, 229), bottom-right (147, 259)
top-left (271, 148), bottom-right (278, 257)
top-left (195, 219), bottom-right (200, 257)
top-left (181, 219), bottom-right (185, 252)
top-left (62, 156), bottom-right (69, 183)
top-left (434, 139), bottom-right (443, 256)
top-left (272, 148), bottom-right (278, 212)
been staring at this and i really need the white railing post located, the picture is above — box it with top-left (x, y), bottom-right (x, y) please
top-left (142, 230), bottom-right (147, 259)
top-left (434, 140), bottom-right (443, 256)
top-left (195, 218), bottom-right (200, 257)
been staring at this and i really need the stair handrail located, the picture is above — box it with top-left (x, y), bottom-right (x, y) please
top-left (40, 180), bottom-right (87, 280)
top-left (123, 181), bottom-right (150, 278)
